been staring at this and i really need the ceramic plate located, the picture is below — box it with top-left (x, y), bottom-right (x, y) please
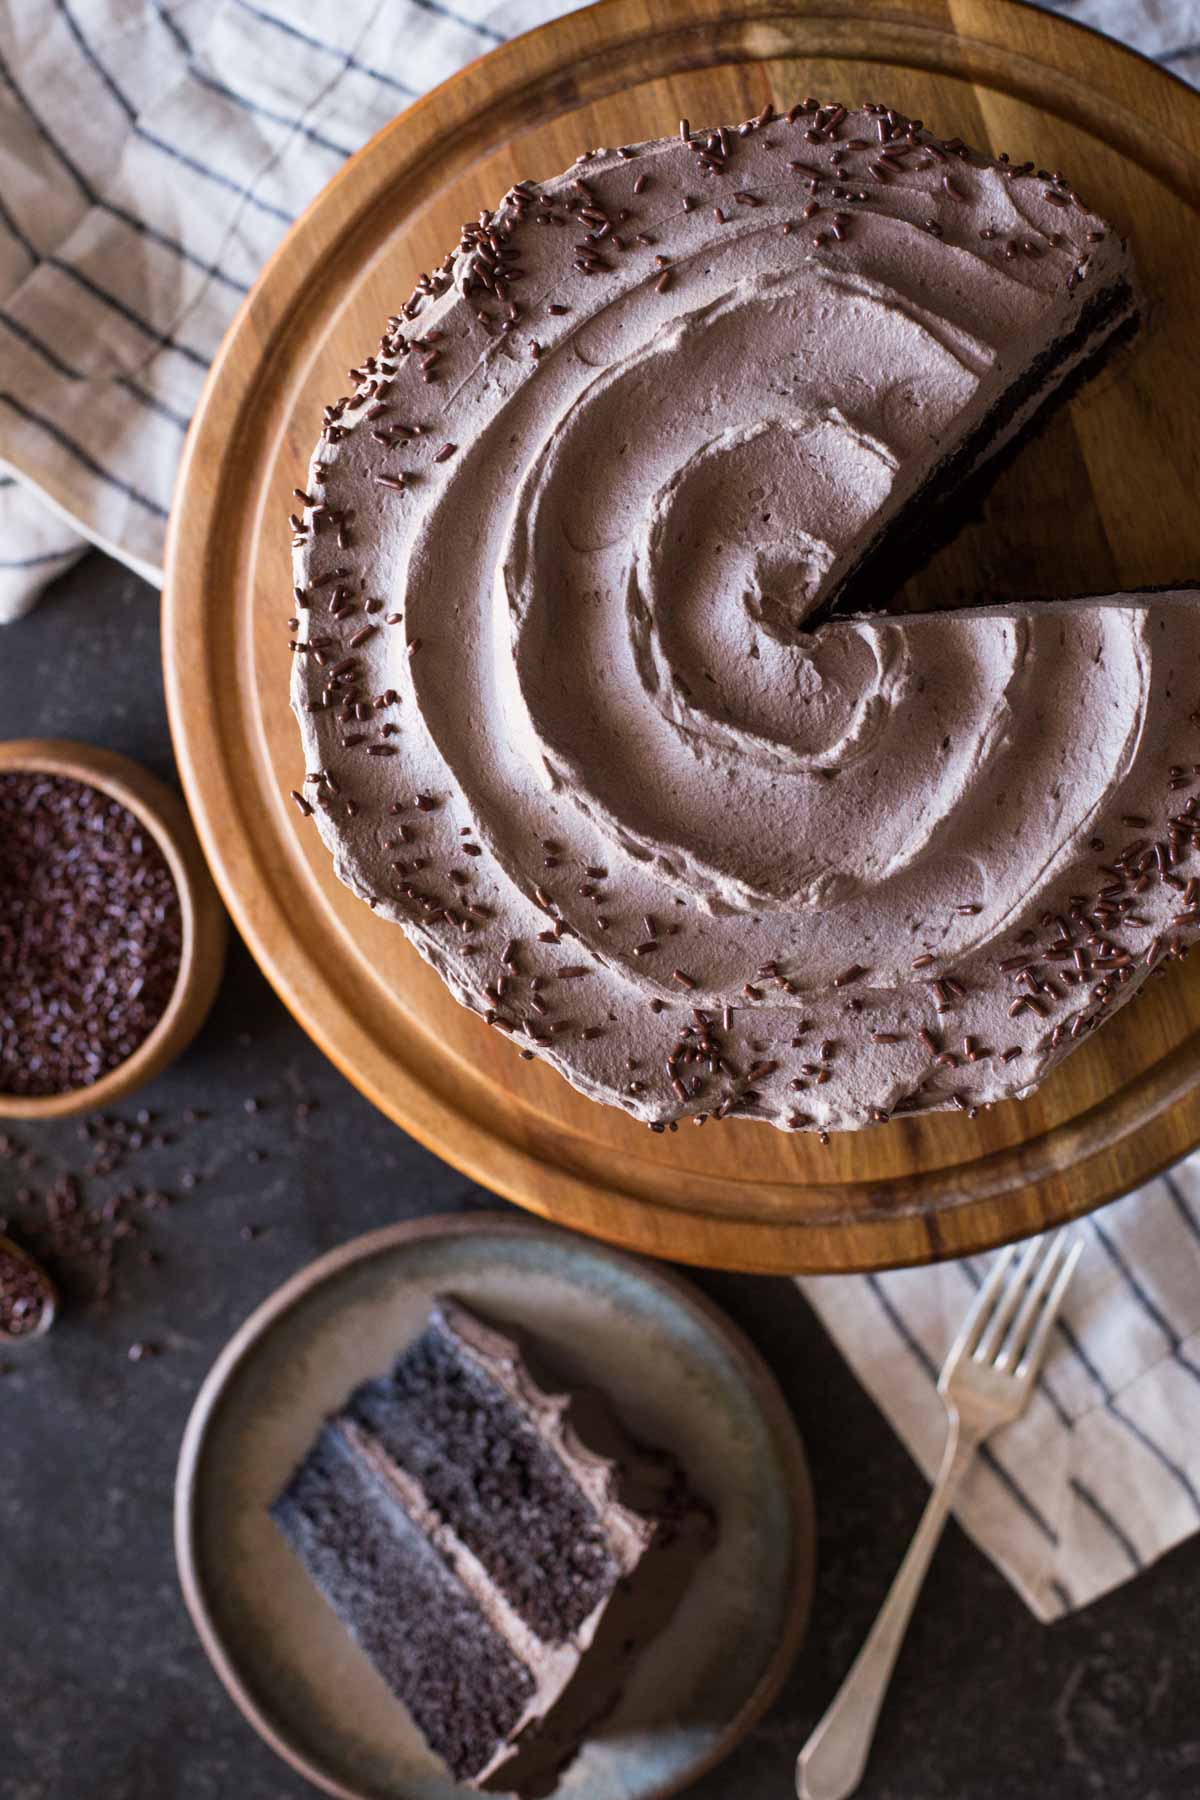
top-left (175, 1214), bottom-right (814, 1799)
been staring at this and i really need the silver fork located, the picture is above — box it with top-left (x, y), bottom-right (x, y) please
top-left (795, 1229), bottom-right (1083, 1800)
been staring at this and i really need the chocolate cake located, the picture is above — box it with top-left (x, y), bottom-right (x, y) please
top-left (272, 1299), bottom-right (712, 1792)
top-left (285, 98), bottom-right (1200, 1135)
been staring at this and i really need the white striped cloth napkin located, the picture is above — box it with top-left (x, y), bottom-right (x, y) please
top-left (1, 0), bottom-right (1196, 620)
top-left (3, 0), bottom-right (1200, 1619)
top-left (0, 0), bottom-right (586, 620)
top-left (799, 1162), bottom-right (1200, 1620)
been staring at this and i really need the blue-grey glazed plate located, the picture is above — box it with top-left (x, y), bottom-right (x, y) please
top-left (175, 1214), bottom-right (814, 1800)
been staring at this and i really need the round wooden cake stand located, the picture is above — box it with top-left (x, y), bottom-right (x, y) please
top-left (163, 0), bottom-right (1200, 1273)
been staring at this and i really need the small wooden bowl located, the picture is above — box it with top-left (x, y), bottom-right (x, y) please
top-left (0, 739), bottom-right (228, 1121)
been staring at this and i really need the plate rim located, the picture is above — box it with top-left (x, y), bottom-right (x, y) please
top-left (174, 1211), bottom-right (817, 1800)
top-left (162, 0), bottom-right (1200, 1275)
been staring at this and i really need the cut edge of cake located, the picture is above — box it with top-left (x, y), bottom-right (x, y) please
top-left (829, 274), bottom-right (1139, 620)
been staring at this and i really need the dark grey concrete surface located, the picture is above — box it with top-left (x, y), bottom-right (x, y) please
top-left (1, 553), bottom-right (1198, 1800)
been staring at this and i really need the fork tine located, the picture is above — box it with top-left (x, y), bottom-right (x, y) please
top-left (975, 1234), bottom-right (1056, 1365)
top-left (994, 1231), bottom-right (1070, 1372)
top-left (955, 1243), bottom-right (1018, 1361)
top-left (1013, 1235), bottom-right (1083, 1378)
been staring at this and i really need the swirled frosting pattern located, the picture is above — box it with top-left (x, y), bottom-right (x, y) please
top-left (287, 102), bottom-right (1194, 1134)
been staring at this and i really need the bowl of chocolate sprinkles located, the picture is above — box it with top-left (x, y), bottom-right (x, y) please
top-left (0, 740), bottom-right (227, 1120)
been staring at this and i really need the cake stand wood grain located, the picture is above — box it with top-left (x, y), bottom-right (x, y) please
top-left (163, 0), bottom-right (1200, 1274)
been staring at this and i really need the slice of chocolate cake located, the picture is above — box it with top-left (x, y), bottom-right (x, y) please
top-left (272, 1298), bottom-right (712, 1793)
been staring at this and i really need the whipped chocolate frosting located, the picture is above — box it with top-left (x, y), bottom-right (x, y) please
top-left (289, 100), bottom-right (1189, 1134)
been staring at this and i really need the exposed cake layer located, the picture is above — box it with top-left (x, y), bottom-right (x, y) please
top-left (273, 1420), bottom-right (536, 1781)
top-left (832, 275), bottom-right (1137, 617)
top-left (288, 100), bottom-right (1152, 1133)
top-left (273, 1300), bottom-right (711, 1790)
top-left (345, 1300), bottom-right (641, 1644)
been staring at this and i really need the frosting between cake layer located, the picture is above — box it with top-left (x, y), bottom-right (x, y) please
top-left (337, 1419), bottom-right (588, 1785)
top-left (438, 1298), bottom-right (660, 1571)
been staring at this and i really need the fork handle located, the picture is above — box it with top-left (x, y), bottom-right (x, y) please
top-left (795, 1413), bottom-right (981, 1800)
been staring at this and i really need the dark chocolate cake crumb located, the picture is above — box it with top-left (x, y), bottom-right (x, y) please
top-left (358, 1316), bottom-right (620, 1644)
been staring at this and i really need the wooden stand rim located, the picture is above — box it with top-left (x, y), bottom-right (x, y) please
top-left (164, 0), bottom-right (1200, 1271)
